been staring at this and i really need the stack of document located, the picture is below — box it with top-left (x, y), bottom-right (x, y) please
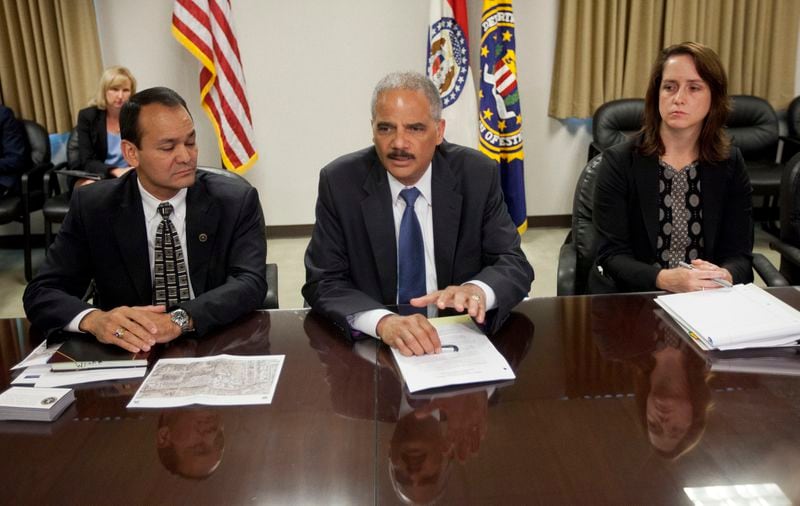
top-left (11, 340), bottom-right (147, 388)
top-left (655, 283), bottom-right (800, 351)
top-left (0, 386), bottom-right (74, 422)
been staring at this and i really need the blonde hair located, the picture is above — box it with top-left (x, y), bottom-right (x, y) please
top-left (91, 66), bottom-right (137, 109)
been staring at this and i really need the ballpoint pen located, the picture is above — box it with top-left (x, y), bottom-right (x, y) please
top-left (678, 261), bottom-right (733, 288)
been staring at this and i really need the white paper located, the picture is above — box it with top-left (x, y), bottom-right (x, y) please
top-left (127, 354), bottom-right (285, 408)
top-left (390, 315), bottom-right (515, 393)
top-left (655, 284), bottom-right (800, 350)
top-left (11, 341), bottom-right (62, 370)
top-left (12, 365), bottom-right (147, 387)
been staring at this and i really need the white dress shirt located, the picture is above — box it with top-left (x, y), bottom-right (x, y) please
top-left (349, 164), bottom-right (496, 338)
top-left (65, 181), bottom-right (195, 331)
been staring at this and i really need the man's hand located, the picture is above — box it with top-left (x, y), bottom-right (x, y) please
top-left (376, 313), bottom-right (441, 356)
top-left (410, 283), bottom-right (487, 323)
top-left (79, 305), bottom-right (182, 352)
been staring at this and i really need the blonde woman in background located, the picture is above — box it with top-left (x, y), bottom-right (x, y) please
top-left (73, 66), bottom-right (137, 187)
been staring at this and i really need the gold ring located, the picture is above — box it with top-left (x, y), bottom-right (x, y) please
top-left (470, 294), bottom-right (481, 302)
top-left (113, 328), bottom-right (125, 339)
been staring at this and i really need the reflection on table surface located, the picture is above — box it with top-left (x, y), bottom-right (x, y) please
top-left (2, 289), bottom-right (800, 504)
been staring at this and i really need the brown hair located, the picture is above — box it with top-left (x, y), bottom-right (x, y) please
top-left (639, 42), bottom-right (730, 163)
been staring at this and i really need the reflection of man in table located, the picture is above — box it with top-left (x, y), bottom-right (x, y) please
top-left (303, 71), bottom-right (533, 356)
top-left (157, 408), bottom-right (224, 479)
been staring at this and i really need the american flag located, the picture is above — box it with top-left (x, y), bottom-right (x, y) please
top-left (172, 0), bottom-right (258, 173)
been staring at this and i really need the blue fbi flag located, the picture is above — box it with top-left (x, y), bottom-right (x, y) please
top-left (479, 0), bottom-right (526, 233)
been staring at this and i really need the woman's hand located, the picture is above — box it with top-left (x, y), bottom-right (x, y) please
top-left (655, 259), bottom-right (732, 293)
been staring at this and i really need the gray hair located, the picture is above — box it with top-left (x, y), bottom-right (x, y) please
top-left (370, 71), bottom-right (442, 121)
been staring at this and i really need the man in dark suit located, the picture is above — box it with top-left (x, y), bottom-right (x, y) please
top-left (303, 72), bottom-right (533, 356)
top-left (0, 104), bottom-right (29, 197)
top-left (24, 87), bottom-right (266, 352)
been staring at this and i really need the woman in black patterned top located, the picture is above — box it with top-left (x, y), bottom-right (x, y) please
top-left (590, 42), bottom-right (752, 294)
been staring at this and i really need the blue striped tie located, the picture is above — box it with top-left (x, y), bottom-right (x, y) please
top-left (398, 188), bottom-right (426, 305)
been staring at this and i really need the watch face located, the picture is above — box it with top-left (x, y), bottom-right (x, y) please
top-left (170, 310), bottom-right (190, 331)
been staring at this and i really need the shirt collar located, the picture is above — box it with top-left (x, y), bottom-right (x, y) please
top-left (386, 162), bottom-right (433, 205)
top-left (138, 179), bottom-right (188, 221)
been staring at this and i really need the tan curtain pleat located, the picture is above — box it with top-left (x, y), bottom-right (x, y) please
top-left (0, 0), bottom-right (102, 133)
top-left (549, 0), bottom-right (664, 119)
top-left (664, 0), bottom-right (798, 109)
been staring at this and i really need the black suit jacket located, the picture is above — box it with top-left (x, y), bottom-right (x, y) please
top-left (0, 105), bottom-right (28, 189)
top-left (591, 138), bottom-right (753, 293)
top-left (23, 170), bottom-right (267, 338)
top-left (302, 141), bottom-right (534, 338)
top-left (74, 106), bottom-right (112, 177)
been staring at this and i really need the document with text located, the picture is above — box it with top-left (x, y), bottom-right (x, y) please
top-left (391, 315), bottom-right (515, 393)
top-left (128, 354), bottom-right (285, 408)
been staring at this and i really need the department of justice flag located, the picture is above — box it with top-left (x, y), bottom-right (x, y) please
top-left (172, 0), bottom-right (258, 174)
top-left (428, 0), bottom-right (478, 148)
top-left (479, 0), bottom-right (526, 233)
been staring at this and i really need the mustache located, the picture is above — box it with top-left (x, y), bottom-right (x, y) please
top-left (388, 150), bottom-right (414, 159)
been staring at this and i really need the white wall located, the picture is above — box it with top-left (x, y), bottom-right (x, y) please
top-left (92, 0), bottom-right (800, 227)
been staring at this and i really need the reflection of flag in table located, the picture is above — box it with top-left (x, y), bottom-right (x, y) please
top-left (172, 0), bottom-right (258, 174)
top-left (479, 0), bottom-right (526, 233)
top-left (427, 0), bottom-right (478, 148)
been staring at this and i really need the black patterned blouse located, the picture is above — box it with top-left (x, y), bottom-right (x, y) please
top-left (656, 159), bottom-right (703, 268)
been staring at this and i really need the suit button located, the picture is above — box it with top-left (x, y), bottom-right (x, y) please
top-left (199, 233), bottom-right (208, 242)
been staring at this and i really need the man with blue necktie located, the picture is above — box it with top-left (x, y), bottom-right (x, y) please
top-left (303, 72), bottom-right (533, 356)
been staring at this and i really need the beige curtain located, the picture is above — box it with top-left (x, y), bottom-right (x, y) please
top-left (549, 0), bottom-right (665, 119)
top-left (664, 0), bottom-right (800, 109)
top-left (0, 0), bottom-right (102, 133)
top-left (549, 0), bottom-right (800, 118)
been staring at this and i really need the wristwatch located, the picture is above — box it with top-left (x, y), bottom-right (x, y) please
top-left (169, 308), bottom-right (193, 334)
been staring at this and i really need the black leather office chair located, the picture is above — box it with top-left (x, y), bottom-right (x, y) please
top-left (196, 166), bottom-right (279, 309)
top-left (769, 152), bottom-right (800, 284)
top-left (588, 98), bottom-right (645, 161)
top-left (783, 95), bottom-right (800, 163)
top-left (557, 155), bottom-right (603, 295)
top-left (557, 155), bottom-right (787, 295)
top-left (0, 119), bottom-right (51, 281)
top-left (42, 128), bottom-right (87, 249)
top-left (725, 95), bottom-right (783, 230)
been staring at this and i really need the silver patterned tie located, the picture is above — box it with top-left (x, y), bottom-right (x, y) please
top-left (153, 202), bottom-right (190, 306)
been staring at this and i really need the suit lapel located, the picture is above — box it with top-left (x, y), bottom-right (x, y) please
top-left (111, 174), bottom-right (151, 303)
top-left (361, 157), bottom-right (397, 304)
top-left (431, 149), bottom-right (462, 287)
top-left (633, 152), bottom-right (660, 255)
top-left (186, 175), bottom-right (219, 295)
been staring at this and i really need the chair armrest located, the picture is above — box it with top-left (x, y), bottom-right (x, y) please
top-left (752, 252), bottom-right (788, 287)
top-left (769, 240), bottom-right (800, 268)
top-left (55, 169), bottom-right (103, 180)
top-left (264, 263), bottom-right (279, 309)
top-left (557, 242), bottom-right (577, 296)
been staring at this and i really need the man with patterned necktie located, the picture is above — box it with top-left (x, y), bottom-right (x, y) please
top-left (24, 87), bottom-right (266, 352)
top-left (303, 72), bottom-right (533, 356)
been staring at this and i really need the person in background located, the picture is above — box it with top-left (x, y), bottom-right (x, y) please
top-left (0, 103), bottom-right (29, 197)
top-left (73, 65), bottom-right (137, 186)
top-left (591, 41), bottom-right (753, 294)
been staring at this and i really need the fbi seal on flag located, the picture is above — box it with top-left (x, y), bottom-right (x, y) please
top-left (428, 18), bottom-right (470, 107)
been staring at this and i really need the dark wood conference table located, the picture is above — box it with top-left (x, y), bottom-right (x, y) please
top-left (2, 289), bottom-right (800, 505)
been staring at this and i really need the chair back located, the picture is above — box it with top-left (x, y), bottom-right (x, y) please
top-left (197, 165), bottom-right (248, 184)
top-left (787, 96), bottom-right (800, 139)
top-left (725, 95), bottom-right (779, 162)
top-left (567, 154), bottom-right (604, 294)
top-left (591, 99), bottom-right (644, 157)
top-left (20, 120), bottom-right (51, 191)
top-left (778, 152), bottom-right (800, 282)
top-left (66, 128), bottom-right (80, 168)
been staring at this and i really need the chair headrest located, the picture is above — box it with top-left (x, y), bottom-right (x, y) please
top-left (725, 95), bottom-right (779, 159)
top-left (592, 99), bottom-right (645, 152)
top-left (21, 119), bottom-right (50, 167)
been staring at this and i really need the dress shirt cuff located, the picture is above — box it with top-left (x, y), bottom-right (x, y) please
top-left (65, 308), bottom-right (97, 333)
top-left (464, 280), bottom-right (497, 310)
top-left (347, 308), bottom-right (395, 340)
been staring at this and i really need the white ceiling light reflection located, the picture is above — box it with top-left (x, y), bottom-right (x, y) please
top-left (683, 483), bottom-right (791, 505)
